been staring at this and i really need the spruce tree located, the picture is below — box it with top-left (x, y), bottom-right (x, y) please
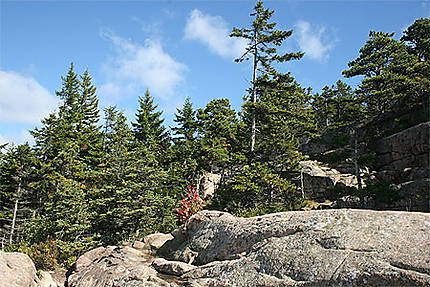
top-left (28, 64), bottom-right (102, 261)
top-left (169, 97), bottom-right (199, 184)
top-left (253, 73), bottom-right (314, 170)
top-left (231, 1), bottom-right (303, 152)
top-left (172, 97), bottom-right (197, 144)
top-left (132, 90), bottom-right (169, 149)
top-left (312, 80), bottom-right (363, 131)
top-left (0, 144), bottom-right (38, 246)
top-left (196, 98), bottom-right (239, 172)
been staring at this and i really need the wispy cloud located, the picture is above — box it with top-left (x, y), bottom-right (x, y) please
top-left (184, 9), bottom-right (247, 59)
top-left (0, 70), bottom-right (58, 124)
top-left (295, 21), bottom-right (334, 62)
top-left (131, 16), bottom-right (163, 36)
top-left (0, 130), bottom-right (34, 146)
top-left (100, 29), bottom-right (187, 100)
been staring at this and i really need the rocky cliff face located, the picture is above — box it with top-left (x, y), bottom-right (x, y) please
top-left (299, 121), bottom-right (429, 212)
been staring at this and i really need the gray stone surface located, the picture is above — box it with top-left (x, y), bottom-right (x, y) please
top-left (160, 209), bottom-right (430, 287)
top-left (144, 232), bottom-right (174, 250)
top-left (67, 245), bottom-right (183, 287)
top-left (0, 251), bottom-right (40, 287)
top-left (372, 121), bottom-right (429, 173)
top-left (152, 258), bottom-right (196, 276)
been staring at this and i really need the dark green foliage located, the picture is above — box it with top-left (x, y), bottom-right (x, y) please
top-left (196, 98), bottom-right (239, 172)
top-left (169, 97), bottom-right (200, 184)
top-left (210, 161), bottom-right (304, 217)
top-left (312, 80), bottom-right (364, 131)
top-left (364, 181), bottom-right (402, 205)
top-left (326, 181), bottom-right (401, 206)
top-left (253, 73), bottom-right (314, 170)
top-left (325, 185), bottom-right (359, 201)
top-left (172, 97), bottom-right (197, 143)
top-left (309, 150), bottom-right (350, 165)
top-left (401, 18), bottom-right (430, 62)
top-left (132, 90), bottom-right (169, 149)
top-left (343, 27), bottom-right (429, 116)
top-left (0, 144), bottom-right (39, 245)
top-left (231, 1), bottom-right (303, 152)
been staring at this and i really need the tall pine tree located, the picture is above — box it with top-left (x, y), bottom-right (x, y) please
top-left (231, 1), bottom-right (303, 152)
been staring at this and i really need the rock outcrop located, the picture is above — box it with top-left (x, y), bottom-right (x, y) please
top-left (371, 121), bottom-right (429, 181)
top-left (159, 209), bottom-right (430, 286)
top-left (66, 235), bottom-right (195, 287)
top-left (198, 172), bottom-right (221, 199)
top-left (299, 121), bottom-right (429, 212)
top-left (0, 251), bottom-right (40, 287)
top-left (298, 160), bottom-right (367, 200)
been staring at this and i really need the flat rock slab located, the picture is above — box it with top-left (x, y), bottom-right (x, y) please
top-left (153, 258), bottom-right (196, 276)
top-left (159, 209), bottom-right (430, 286)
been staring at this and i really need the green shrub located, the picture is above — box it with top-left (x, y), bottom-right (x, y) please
top-left (363, 181), bottom-right (402, 205)
top-left (309, 150), bottom-right (350, 165)
top-left (326, 185), bottom-right (359, 201)
top-left (5, 240), bottom-right (58, 270)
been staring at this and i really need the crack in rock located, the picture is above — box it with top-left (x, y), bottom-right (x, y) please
top-left (389, 261), bottom-right (430, 277)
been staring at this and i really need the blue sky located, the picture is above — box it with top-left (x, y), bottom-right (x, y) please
top-left (1, 0), bottom-right (428, 145)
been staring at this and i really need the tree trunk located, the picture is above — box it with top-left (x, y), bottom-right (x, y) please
top-left (353, 130), bottom-right (362, 190)
top-left (9, 182), bottom-right (21, 245)
top-left (250, 29), bottom-right (258, 153)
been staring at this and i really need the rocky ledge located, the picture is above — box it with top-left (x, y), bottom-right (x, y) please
top-left (2, 209), bottom-right (430, 286)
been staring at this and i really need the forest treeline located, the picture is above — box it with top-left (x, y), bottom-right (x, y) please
top-left (0, 1), bottom-right (428, 270)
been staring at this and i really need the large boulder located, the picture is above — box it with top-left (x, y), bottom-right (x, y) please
top-left (0, 251), bottom-right (40, 287)
top-left (159, 209), bottom-right (430, 286)
top-left (67, 245), bottom-right (182, 287)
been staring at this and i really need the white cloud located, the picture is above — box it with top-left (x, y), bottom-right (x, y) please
top-left (100, 29), bottom-right (187, 100)
top-left (184, 9), bottom-right (248, 59)
top-left (0, 130), bottom-right (34, 146)
top-left (295, 21), bottom-right (334, 62)
top-left (0, 70), bottom-right (58, 124)
top-left (0, 134), bottom-right (7, 146)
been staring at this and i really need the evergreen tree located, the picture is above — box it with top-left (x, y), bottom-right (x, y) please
top-left (172, 97), bottom-right (197, 144)
top-left (196, 98), bottom-right (239, 172)
top-left (132, 90), bottom-right (169, 149)
top-left (399, 19), bottom-right (430, 110)
top-left (342, 32), bottom-right (412, 115)
top-left (0, 144), bottom-right (38, 246)
top-left (401, 18), bottom-right (430, 62)
top-left (231, 1), bottom-right (303, 152)
top-left (312, 80), bottom-right (363, 131)
top-left (76, 69), bottom-right (102, 169)
top-left (343, 29), bottom-right (429, 115)
top-left (28, 64), bottom-right (102, 262)
top-left (169, 97), bottom-right (199, 184)
top-left (254, 73), bottom-right (314, 170)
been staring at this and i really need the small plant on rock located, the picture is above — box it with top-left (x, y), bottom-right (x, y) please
top-left (176, 186), bottom-right (203, 222)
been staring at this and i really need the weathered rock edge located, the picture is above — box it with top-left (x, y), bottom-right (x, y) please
top-left (159, 209), bottom-right (430, 286)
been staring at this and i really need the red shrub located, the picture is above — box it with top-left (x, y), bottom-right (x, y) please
top-left (176, 186), bottom-right (203, 222)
